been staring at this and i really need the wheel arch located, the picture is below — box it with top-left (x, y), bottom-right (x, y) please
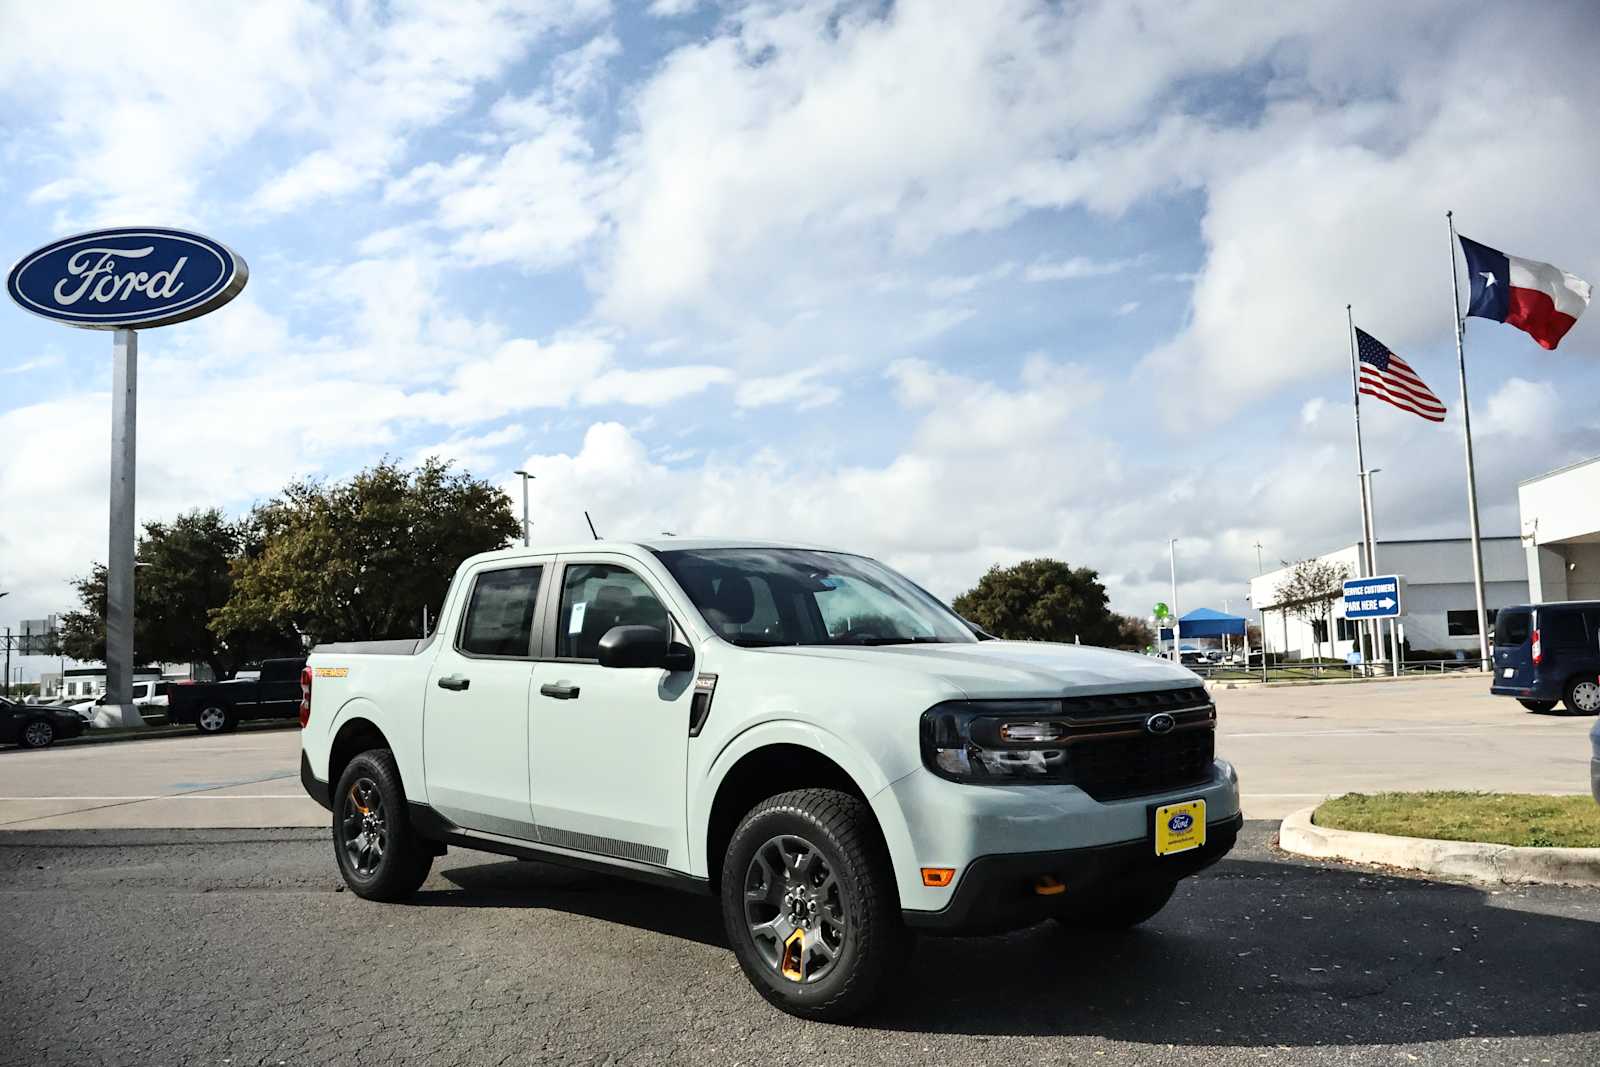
top-left (697, 722), bottom-right (910, 895)
top-left (328, 714), bottom-right (395, 796)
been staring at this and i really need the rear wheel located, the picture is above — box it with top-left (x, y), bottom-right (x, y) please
top-left (195, 705), bottom-right (235, 734)
top-left (1563, 677), bottom-right (1600, 715)
top-left (332, 749), bottom-right (433, 902)
top-left (1517, 698), bottom-right (1558, 712)
top-left (1053, 880), bottom-right (1176, 931)
top-left (19, 719), bottom-right (56, 749)
top-left (721, 788), bottom-right (910, 1021)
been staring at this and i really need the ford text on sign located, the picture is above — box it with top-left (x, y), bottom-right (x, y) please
top-left (7, 228), bottom-right (248, 330)
top-left (1342, 575), bottom-right (1406, 620)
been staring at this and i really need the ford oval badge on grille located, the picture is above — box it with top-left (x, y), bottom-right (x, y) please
top-left (1145, 712), bottom-right (1176, 735)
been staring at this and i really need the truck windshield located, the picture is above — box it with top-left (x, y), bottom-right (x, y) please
top-left (654, 547), bottom-right (978, 647)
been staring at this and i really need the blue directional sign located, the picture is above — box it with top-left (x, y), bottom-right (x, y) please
top-left (1343, 574), bottom-right (1406, 620)
top-left (7, 227), bottom-right (247, 330)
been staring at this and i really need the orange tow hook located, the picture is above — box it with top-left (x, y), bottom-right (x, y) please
top-left (1034, 875), bottom-right (1066, 896)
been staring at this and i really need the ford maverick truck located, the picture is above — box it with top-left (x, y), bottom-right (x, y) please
top-left (299, 540), bottom-right (1240, 1019)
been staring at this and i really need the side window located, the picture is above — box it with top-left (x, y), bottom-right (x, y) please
top-left (458, 566), bottom-right (543, 658)
top-left (1545, 609), bottom-right (1589, 650)
top-left (557, 564), bottom-right (669, 660)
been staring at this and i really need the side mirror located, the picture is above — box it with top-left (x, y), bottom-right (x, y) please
top-left (596, 625), bottom-right (692, 672)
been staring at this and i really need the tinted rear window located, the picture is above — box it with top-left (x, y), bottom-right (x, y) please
top-left (1494, 609), bottom-right (1532, 646)
top-left (1542, 609), bottom-right (1590, 649)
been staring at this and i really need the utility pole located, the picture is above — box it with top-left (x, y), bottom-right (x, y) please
top-left (513, 470), bottom-right (534, 547)
top-left (1253, 541), bottom-right (1268, 683)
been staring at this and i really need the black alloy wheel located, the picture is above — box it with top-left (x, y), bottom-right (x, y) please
top-left (331, 748), bottom-right (433, 902)
top-left (742, 834), bottom-right (850, 985)
top-left (20, 719), bottom-right (56, 748)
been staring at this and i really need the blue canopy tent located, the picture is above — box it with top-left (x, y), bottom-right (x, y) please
top-left (1160, 608), bottom-right (1249, 649)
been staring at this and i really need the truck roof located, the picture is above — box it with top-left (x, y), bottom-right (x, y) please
top-left (459, 537), bottom-right (839, 567)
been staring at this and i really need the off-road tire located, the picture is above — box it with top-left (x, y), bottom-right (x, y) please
top-left (332, 749), bottom-right (433, 902)
top-left (1053, 879), bottom-right (1177, 931)
top-left (1562, 676), bottom-right (1600, 715)
top-left (1518, 698), bottom-right (1557, 713)
top-left (721, 788), bottom-right (911, 1021)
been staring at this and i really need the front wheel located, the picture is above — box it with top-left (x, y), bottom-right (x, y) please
top-left (1518, 698), bottom-right (1558, 712)
top-left (721, 788), bottom-right (910, 1022)
top-left (20, 719), bottom-right (56, 749)
top-left (1053, 880), bottom-right (1176, 931)
top-left (332, 749), bottom-right (433, 902)
top-left (1563, 677), bottom-right (1600, 715)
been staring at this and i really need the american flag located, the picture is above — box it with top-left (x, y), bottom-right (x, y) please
top-left (1356, 327), bottom-right (1446, 423)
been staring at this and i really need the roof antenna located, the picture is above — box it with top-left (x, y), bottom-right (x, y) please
top-left (584, 510), bottom-right (600, 541)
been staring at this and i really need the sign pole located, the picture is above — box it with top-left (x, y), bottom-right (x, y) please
top-left (104, 327), bottom-right (141, 728)
top-left (1447, 211), bottom-right (1491, 671)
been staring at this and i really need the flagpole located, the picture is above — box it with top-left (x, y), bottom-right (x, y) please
top-left (1448, 210), bottom-right (1491, 670)
top-left (1347, 304), bottom-right (1378, 668)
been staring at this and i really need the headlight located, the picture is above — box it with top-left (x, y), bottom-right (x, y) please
top-left (920, 700), bottom-right (1071, 783)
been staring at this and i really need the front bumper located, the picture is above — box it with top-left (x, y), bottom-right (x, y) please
top-left (904, 812), bottom-right (1243, 933)
top-left (876, 758), bottom-right (1242, 918)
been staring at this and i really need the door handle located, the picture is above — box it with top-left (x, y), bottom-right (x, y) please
top-left (436, 674), bottom-right (471, 691)
top-left (540, 682), bottom-right (580, 700)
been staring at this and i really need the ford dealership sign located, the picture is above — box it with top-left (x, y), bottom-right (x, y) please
top-left (7, 227), bottom-right (247, 329)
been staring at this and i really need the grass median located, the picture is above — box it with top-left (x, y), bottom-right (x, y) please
top-left (1314, 791), bottom-right (1600, 849)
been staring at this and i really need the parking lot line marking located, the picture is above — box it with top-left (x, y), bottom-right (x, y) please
top-left (1224, 725), bottom-right (1554, 738)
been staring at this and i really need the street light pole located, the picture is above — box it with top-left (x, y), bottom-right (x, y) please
top-left (1254, 541), bottom-right (1268, 683)
top-left (513, 470), bottom-right (534, 547)
top-left (1168, 538), bottom-right (1180, 664)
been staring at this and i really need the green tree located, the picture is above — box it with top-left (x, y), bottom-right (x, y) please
top-left (952, 558), bottom-right (1120, 645)
top-left (1112, 612), bottom-right (1156, 651)
top-left (215, 458), bottom-right (520, 645)
top-left (58, 509), bottom-right (297, 679)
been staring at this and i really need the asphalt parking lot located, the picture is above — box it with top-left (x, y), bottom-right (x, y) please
top-left (2, 822), bottom-right (1595, 1065)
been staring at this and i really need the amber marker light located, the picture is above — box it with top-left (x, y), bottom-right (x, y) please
top-left (921, 867), bottom-right (957, 888)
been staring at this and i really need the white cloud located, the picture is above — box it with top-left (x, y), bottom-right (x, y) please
top-left (1481, 378), bottom-right (1558, 439)
top-left (735, 367), bottom-right (842, 411)
top-left (1025, 255), bottom-right (1145, 283)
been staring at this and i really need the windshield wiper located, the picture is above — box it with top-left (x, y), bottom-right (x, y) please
top-left (726, 636), bottom-right (795, 647)
top-left (832, 635), bottom-right (946, 646)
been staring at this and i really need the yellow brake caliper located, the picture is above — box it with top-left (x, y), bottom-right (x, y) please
top-left (349, 784), bottom-right (371, 815)
top-left (781, 928), bottom-right (805, 982)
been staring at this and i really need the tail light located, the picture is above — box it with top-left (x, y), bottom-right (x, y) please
top-left (1531, 629), bottom-right (1542, 665)
top-left (298, 667), bottom-right (313, 727)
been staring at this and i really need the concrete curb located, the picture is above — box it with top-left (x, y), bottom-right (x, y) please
top-left (1278, 805), bottom-right (1600, 888)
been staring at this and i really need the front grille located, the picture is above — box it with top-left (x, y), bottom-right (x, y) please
top-left (1060, 687), bottom-right (1216, 800)
top-left (1059, 686), bottom-right (1209, 720)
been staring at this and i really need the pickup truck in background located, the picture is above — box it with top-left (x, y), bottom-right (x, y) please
top-left (299, 539), bottom-right (1240, 1020)
top-left (168, 657), bottom-right (307, 734)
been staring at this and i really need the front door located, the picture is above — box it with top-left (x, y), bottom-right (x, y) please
top-left (528, 557), bottom-right (694, 869)
top-left (422, 561), bottom-right (546, 839)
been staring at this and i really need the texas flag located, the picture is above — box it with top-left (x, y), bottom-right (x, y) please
top-left (1459, 235), bottom-right (1591, 350)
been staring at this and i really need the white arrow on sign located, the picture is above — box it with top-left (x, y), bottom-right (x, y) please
top-left (1379, 597), bottom-right (1396, 610)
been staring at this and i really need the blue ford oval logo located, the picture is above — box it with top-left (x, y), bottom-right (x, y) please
top-left (1168, 812), bottom-right (1194, 833)
top-left (1146, 712), bottom-right (1176, 735)
top-left (7, 227), bottom-right (247, 330)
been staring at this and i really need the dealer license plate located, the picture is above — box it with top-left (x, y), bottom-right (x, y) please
top-left (1154, 799), bottom-right (1206, 856)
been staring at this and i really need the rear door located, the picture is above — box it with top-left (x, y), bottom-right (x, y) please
top-left (1493, 608), bottom-right (1534, 684)
top-left (423, 560), bottom-right (548, 839)
top-left (527, 555), bottom-right (694, 869)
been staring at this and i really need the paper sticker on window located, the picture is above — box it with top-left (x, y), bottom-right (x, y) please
top-left (568, 601), bottom-right (587, 634)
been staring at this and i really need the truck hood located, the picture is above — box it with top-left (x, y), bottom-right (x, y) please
top-left (760, 640), bottom-right (1200, 698)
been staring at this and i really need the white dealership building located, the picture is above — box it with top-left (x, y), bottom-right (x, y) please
top-left (1248, 537), bottom-right (1528, 661)
top-left (1249, 453), bottom-right (1600, 661)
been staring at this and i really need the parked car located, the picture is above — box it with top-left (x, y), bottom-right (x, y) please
top-left (1490, 602), bottom-right (1600, 713)
top-left (0, 697), bottom-right (86, 748)
top-left (71, 680), bottom-right (172, 724)
top-left (167, 658), bottom-right (306, 734)
top-left (299, 539), bottom-right (1239, 1020)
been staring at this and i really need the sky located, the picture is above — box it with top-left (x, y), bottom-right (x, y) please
top-left (3, 0), bottom-right (1600, 677)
